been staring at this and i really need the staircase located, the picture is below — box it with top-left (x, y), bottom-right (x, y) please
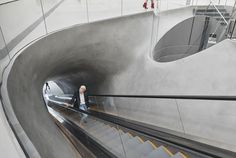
top-left (193, 6), bottom-right (230, 25)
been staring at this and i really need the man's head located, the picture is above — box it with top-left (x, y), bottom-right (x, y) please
top-left (79, 85), bottom-right (86, 93)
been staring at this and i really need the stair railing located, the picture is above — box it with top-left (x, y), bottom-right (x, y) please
top-left (210, 0), bottom-right (229, 24)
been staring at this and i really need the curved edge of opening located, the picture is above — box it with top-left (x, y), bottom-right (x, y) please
top-left (152, 15), bottom-right (225, 62)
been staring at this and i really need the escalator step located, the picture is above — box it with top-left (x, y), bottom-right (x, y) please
top-left (100, 130), bottom-right (125, 142)
top-left (102, 132), bottom-right (132, 148)
top-left (83, 120), bottom-right (101, 128)
top-left (87, 125), bottom-right (107, 133)
top-left (99, 130), bottom-right (120, 142)
top-left (86, 125), bottom-right (106, 133)
top-left (94, 127), bottom-right (118, 138)
top-left (126, 141), bottom-right (155, 158)
top-left (112, 136), bottom-right (143, 155)
top-left (90, 125), bottom-right (111, 135)
top-left (106, 133), bottom-right (134, 147)
top-left (82, 122), bottom-right (98, 129)
top-left (80, 120), bottom-right (97, 127)
top-left (85, 122), bottom-right (105, 131)
top-left (122, 136), bottom-right (143, 149)
top-left (171, 152), bottom-right (187, 158)
top-left (85, 121), bottom-right (104, 128)
top-left (146, 146), bottom-right (172, 158)
top-left (84, 118), bottom-right (98, 124)
top-left (84, 118), bottom-right (96, 123)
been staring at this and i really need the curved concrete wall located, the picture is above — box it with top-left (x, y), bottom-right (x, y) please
top-left (153, 16), bottom-right (208, 62)
top-left (3, 12), bottom-right (154, 157)
top-left (153, 15), bottom-right (227, 62)
top-left (155, 45), bottom-right (199, 62)
top-left (96, 39), bottom-right (236, 152)
top-left (2, 7), bottom-right (236, 156)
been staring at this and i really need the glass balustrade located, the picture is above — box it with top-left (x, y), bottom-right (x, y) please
top-left (88, 95), bottom-right (236, 153)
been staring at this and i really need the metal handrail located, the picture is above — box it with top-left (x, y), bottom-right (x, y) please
top-left (196, 0), bottom-right (235, 40)
top-left (209, 0), bottom-right (229, 24)
top-left (197, 1), bottom-right (229, 25)
top-left (230, 0), bottom-right (236, 18)
top-left (89, 94), bottom-right (236, 101)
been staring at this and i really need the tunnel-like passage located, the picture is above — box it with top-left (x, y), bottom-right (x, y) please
top-left (3, 12), bottom-right (153, 157)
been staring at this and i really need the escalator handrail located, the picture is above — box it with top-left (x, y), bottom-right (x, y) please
top-left (48, 98), bottom-right (236, 158)
top-left (48, 103), bottom-right (118, 158)
top-left (89, 94), bottom-right (236, 101)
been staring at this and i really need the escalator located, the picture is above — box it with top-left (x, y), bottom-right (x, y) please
top-left (47, 95), bottom-right (236, 158)
top-left (48, 104), bottom-right (187, 158)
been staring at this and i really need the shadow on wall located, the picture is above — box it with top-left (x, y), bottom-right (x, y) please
top-left (49, 63), bottom-right (112, 95)
top-left (152, 16), bottom-right (225, 62)
top-left (5, 12), bottom-right (153, 158)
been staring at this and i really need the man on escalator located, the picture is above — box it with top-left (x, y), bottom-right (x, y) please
top-left (70, 85), bottom-right (89, 124)
top-left (70, 85), bottom-right (89, 111)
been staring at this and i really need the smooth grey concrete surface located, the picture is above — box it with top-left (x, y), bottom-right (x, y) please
top-left (3, 0), bottom-right (233, 62)
top-left (0, 101), bottom-right (26, 158)
top-left (0, 0), bottom-right (147, 60)
top-left (2, 11), bottom-right (154, 157)
top-left (2, 6), bottom-right (236, 157)
top-left (0, 27), bottom-right (8, 60)
top-left (98, 38), bottom-right (236, 152)
top-left (153, 16), bottom-right (206, 62)
top-left (0, 2), bottom-right (192, 157)
top-left (2, 56), bottom-right (80, 158)
top-left (153, 15), bottom-right (228, 62)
